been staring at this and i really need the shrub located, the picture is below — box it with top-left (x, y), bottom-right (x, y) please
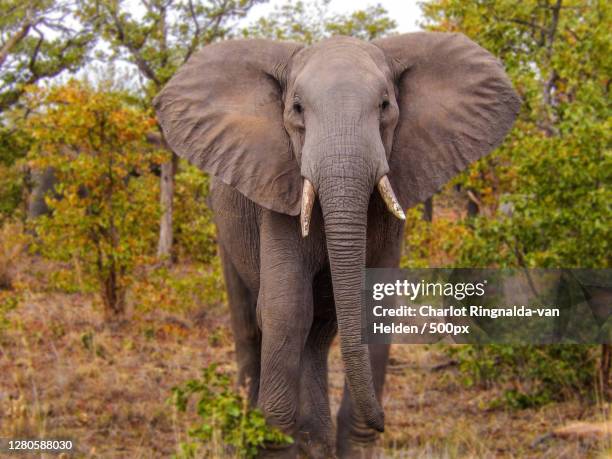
top-left (131, 260), bottom-right (226, 315)
top-left (401, 204), bottom-right (471, 269)
top-left (447, 344), bottom-right (598, 409)
top-left (26, 82), bottom-right (164, 317)
top-left (171, 364), bottom-right (292, 458)
top-left (0, 292), bottom-right (20, 338)
top-left (174, 164), bottom-right (218, 264)
top-left (0, 163), bottom-right (25, 222)
top-left (0, 120), bottom-right (31, 222)
top-left (0, 221), bottom-right (28, 290)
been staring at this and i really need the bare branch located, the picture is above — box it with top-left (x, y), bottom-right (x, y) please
top-left (105, 4), bottom-right (161, 86)
top-left (28, 28), bottom-right (45, 73)
top-left (547, 0), bottom-right (562, 59)
top-left (0, 20), bottom-right (32, 69)
top-left (146, 131), bottom-right (170, 150)
top-left (188, 0), bottom-right (201, 37)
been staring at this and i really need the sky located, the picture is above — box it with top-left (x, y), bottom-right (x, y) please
top-left (247, 0), bottom-right (424, 33)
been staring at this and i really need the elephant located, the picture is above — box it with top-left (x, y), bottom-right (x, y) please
top-left (154, 32), bottom-right (520, 458)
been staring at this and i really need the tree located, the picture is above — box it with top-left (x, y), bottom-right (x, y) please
top-left (417, 0), bottom-right (611, 402)
top-left (0, 0), bottom-right (94, 219)
top-left (86, 0), bottom-right (266, 262)
top-left (243, 0), bottom-right (396, 42)
top-left (0, 0), bottom-right (94, 223)
top-left (0, 0), bottom-right (93, 113)
top-left (26, 81), bottom-right (163, 317)
top-left (419, 0), bottom-right (610, 269)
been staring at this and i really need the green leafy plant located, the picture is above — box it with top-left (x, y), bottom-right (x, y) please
top-left (26, 81), bottom-right (164, 317)
top-left (447, 344), bottom-right (597, 409)
top-left (243, 0), bottom-right (396, 43)
top-left (417, 0), bottom-right (610, 410)
top-left (171, 364), bottom-right (293, 458)
top-left (418, 0), bottom-right (611, 269)
top-left (0, 292), bottom-right (19, 336)
top-left (131, 260), bottom-right (226, 315)
top-left (0, 161), bottom-right (26, 222)
top-left (174, 165), bottom-right (218, 264)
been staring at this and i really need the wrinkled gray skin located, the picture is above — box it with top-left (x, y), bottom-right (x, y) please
top-left (154, 33), bottom-right (520, 458)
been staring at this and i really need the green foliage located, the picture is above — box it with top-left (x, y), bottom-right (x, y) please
top-left (174, 164), bottom-right (217, 264)
top-left (325, 4), bottom-right (397, 40)
top-left (0, 161), bottom-right (25, 221)
top-left (447, 344), bottom-right (597, 408)
top-left (0, 117), bottom-right (31, 166)
top-left (243, 0), bottom-right (396, 43)
top-left (0, 0), bottom-right (94, 112)
top-left (26, 81), bottom-right (163, 315)
top-left (401, 205), bottom-right (470, 268)
top-left (419, 0), bottom-right (611, 269)
top-left (86, 0), bottom-right (266, 99)
top-left (0, 109), bottom-right (34, 222)
top-left (132, 260), bottom-right (226, 314)
top-left (0, 292), bottom-right (19, 335)
top-left (419, 0), bottom-right (610, 408)
top-left (171, 364), bottom-right (293, 458)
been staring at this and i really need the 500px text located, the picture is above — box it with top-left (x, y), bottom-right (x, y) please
top-left (373, 322), bottom-right (470, 335)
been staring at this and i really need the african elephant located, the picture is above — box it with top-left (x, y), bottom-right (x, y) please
top-left (154, 33), bottom-right (520, 458)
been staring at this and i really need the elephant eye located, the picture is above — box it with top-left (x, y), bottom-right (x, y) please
top-left (381, 100), bottom-right (390, 110)
top-left (293, 102), bottom-right (303, 114)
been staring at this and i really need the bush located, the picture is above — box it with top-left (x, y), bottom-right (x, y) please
top-left (0, 292), bottom-right (20, 338)
top-left (0, 163), bottom-right (25, 222)
top-left (0, 121), bottom-right (31, 222)
top-left (401, 204), bottom-right (470, 269)
top-left (174, 164), bottom-right (218, 264)
top-left (26, 81), bottom-right (164, 317)
top-left (447, 344), bottom-right (598, 409)
top-left (171, 364), bottom-right (292, 458)
top-left (0, 221), bottom-right (28, 290)
top-left (131, 260), bottom-right (226, 315)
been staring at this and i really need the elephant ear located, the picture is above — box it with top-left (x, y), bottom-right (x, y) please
top-left (153, 39), bottom-right (304, 215)
top-left (374, 32), bottom-right (521, 209)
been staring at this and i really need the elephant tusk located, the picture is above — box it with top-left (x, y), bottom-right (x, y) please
top-left (377, 175), bottom-right (405, 220)
top-left (300, 178), bottom-right (316, 237)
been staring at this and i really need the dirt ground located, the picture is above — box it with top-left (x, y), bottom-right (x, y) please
top-left (1, 259), bottom-right (611, 458)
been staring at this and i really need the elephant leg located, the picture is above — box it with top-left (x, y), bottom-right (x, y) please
top-left (336, 343), bottom-right (390, 459)
top-left (297, 317), bottom-right (337, 458)
top-left (257, 214), bottom-right (313, 458)
top-left (219, 245), bottom-right (260, 405)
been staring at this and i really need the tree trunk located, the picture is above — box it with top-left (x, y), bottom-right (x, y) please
top-left (422, 197), bottom-right (433, 222)
top-left (466, 188), bottom-right (480, 218)
top-left (27, 166), bottom-right (57, 219)
top-left (601, 344), bottom-right (611, 400)
top-left (101, 269), bottom-right (126, 318)
top-left (157, 152), bottom-right (178, 263)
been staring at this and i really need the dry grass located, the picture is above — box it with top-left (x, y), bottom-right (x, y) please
top-left (0, 221), bottom-right (27, 290)
top-left (1, 257), bottom-right (612, 458)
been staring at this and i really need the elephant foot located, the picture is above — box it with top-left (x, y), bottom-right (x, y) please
top-left (258, 442), bottom-right (297, 459)
top-left (337, 416), bottom-right (381, 459)
top-left (297, 430), bottom-right (336, 459)
top-left (337, 441), bottom-right (383, 459)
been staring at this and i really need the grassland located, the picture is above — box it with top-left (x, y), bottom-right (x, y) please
top-left (1, 257), bottom-right (611, 458)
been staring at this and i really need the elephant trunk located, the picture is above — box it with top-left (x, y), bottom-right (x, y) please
top-left (316, 158), bottom-right (384, 432)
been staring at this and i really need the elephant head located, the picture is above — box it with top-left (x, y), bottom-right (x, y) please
top-left (153, 33), bottom-right (520, 431)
